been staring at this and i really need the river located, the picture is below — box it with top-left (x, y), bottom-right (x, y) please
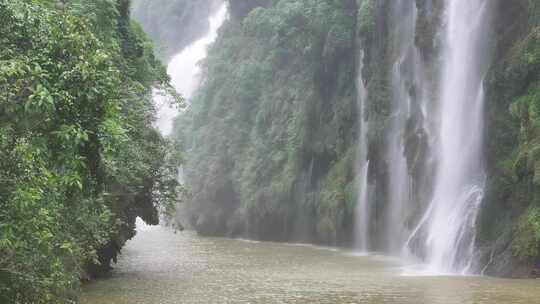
top-left (81, 226), bottom-right (539, 304)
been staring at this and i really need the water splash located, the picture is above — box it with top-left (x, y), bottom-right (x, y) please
top-left (136, 217), bottom-right (161, 232)
top-left (406, 0), bottom-right (493, 274)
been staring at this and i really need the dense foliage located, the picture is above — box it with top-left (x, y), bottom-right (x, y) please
top-left (0, 0), bottom-right (181, 302)
top-left (478, 0), bottom-right (540, 274)
top-left (175, 0), bottom-right (358, 243)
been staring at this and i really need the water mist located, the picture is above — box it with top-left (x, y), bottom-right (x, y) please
top-left (155, 2), bottom-right (228, 136)
top-left (406, 0), bottom-right (493, 274)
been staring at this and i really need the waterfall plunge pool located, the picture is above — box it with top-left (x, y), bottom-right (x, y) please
top-left (81, 227), bottom-right (539, 304)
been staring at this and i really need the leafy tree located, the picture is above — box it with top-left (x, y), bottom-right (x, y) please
top-left (0, 0), bottom-right (182, 302)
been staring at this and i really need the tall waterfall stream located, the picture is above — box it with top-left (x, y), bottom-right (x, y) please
top-left (354, 0), bottom-right (496, 275)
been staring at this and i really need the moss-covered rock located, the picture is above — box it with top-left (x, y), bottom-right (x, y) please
top-left (478, 0), bottom-right (540, 277)
top-left (175, 0), bottom-right (358, 244)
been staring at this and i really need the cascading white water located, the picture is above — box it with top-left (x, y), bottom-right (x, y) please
top-left (354, 50), bottom-right (371, 252)
top-left (146, 2), bottom-right (227, 231)
top-left (154, 2), bottom-right (228, 136)
top-left (407, 0), bottom-right (493, 274)
top-left (355, 0), bottom-right (422, 253)
top-left (384, 0), bottom-right (416, 253)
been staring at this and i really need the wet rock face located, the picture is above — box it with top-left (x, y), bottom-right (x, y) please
top-left (228, 0), bottom-right (272, 19)
top-left (477, 0), bottom-right (540, 277)
top-left (132, 0), bottom-right (221, 61)
top-left (414, 0), bottom-right (443, 60)
top-left (177, 0), bottom-right (358, 245)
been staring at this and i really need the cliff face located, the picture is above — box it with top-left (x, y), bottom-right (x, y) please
top-left (175, 0), bottom-right (540, 276)
top-left (132, 0), bottom-right (222, 62)
top-left (176, 0), bottom-right (358, 244)
top-left (478, 0), bottom-right (540, 277)
top-left (228, 0), bottom-right (272, 19)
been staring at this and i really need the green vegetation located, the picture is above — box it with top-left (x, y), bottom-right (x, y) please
top-left (480, 0), bottom-right (540, 272)
top-left (0, 0), bottom-right (181, 302)
top-left (1, 0), bottom-right (539, 299)
top-left (507, 28), bottom-right (540, 260)
top-left (175, 0), bottom-right (357, 243)
top-left (514, 207), bottom-right (540, 259)
top-left (357, 0), bottom-right (374, 41)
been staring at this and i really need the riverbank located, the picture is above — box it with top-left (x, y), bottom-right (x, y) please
top-left (81, 227), bottom-right (540, 304)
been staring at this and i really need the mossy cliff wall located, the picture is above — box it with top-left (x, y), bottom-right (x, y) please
top-left (477, 0), bottom-right (540, 277)
top-left (176, 0), bottom-right (358, 245)
top-left (174, 0), bottom-right (540, 276)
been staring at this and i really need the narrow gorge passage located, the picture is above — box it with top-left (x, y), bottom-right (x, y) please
top-left (154, 2), bottom-right (228, 135)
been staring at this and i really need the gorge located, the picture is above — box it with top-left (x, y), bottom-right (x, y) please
top-left (162, 0), bottom-right (540, 278)
top-left (2, 0), bottom-right (540, 302)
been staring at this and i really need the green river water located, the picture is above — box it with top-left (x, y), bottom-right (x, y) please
top-left (81, 226), bottom-right (540, 304)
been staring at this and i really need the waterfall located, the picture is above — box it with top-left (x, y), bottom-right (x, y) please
top-left (354, 50), bottom-right (371, 252)
top-left (384, 0), bottom-right (417, 253)
top-left (406, 0), bottom-right (493, 274)
top-left (154, 2), bottom-right (228, 136)
top-left (355, 0), bottom-right (423, 254)
top-left (354, 0), bottom-right (493, 273)
top-left (150, 2), bottom-right (227, 231)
